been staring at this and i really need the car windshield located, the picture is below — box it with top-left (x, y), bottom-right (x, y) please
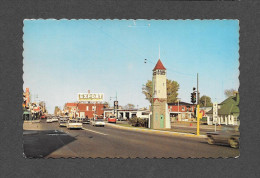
top-left (110, 116), bottom-right (115, 118)
top-left (69, 120), bottom-right (78, 123)
top-left (96, 119), bottom-right (104, 122)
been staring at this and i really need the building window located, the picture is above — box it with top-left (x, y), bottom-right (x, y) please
top-left (92, 106), bottom-right (96, 111)
top-left (86, 106), bottom-right (89, 111)
top-left (182, 107), bottom-right (185, 111)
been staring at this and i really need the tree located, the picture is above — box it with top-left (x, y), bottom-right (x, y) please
top-left (103, 101), bottom-right (110, 108)
top-left (142, 79), bottom-right (179, 104)
top-left (199, 95), bottom-right (213, 107)
top-left (124, 103), bottom-right (135, 109)
top-left (224, 89), bottom-right (237, 98)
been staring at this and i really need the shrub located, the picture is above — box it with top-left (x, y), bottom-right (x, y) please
top-left (129, 117), bottom-right (148, 127)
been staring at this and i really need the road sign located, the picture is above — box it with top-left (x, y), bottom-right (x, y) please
top-left (213, 103), bottom-right (218, 124)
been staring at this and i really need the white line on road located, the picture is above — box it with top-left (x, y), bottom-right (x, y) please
top-left (82, 128), bottom-right (108, 136)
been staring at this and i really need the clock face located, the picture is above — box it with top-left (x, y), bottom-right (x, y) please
top-left (153, 70), bottom-right (165, 75)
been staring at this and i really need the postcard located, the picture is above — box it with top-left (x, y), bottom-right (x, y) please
top-left (23, 19), bottom-right (239, 158)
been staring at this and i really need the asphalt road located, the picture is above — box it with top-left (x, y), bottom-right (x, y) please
top-left (23, 120), bottom-right (239, 158)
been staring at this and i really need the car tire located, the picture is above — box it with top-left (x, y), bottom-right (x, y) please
top-left (229, 138), bottom-right (239, 149)
top-left (207, 136), bottom-right (215, 145)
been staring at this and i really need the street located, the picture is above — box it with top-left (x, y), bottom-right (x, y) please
top-left (23, 120), bottom-right (239, 158)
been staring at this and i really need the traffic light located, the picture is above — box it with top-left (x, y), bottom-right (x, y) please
top-left (191, 92), bottom-right (196, 104)
top-left (193, 92), bottom-right (196, 103)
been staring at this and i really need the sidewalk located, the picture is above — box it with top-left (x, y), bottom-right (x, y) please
top-left (106, 123), bottom-right (206, 138)
top-left (171, 122), bottom-right (222, 131)
top-left (23, 121), bottom-right (44, 130)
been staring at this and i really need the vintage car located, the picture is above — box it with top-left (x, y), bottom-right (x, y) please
top-left (91, 119), bottom-right (105, 127)
top-left (46, 118), bottom-right (53, 123)
top-left (67, 119), bottom-right (83, 129)
top-left (82, 118), bottom-right (91, 124)
top-left (206, 125), bottom-right (239, 148)
top-left (51, 117), bottom-right (59, 122)
top-left (107, 115), bottom-right (116, 123)
top-left (59, 117), bottom-right (68, 127)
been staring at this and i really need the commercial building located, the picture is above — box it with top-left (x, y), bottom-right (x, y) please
top-left (63, 102), bottom-right (109, 118)
top-left (168, 102), bottom-right (196, 122)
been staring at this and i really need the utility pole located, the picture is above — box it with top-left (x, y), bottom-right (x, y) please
top-left (196, 73), bottom-right (202, 136)
top-left (197, 73), bottom-right (199, 104)
top-left (116, 92), bottom-right (118, 121)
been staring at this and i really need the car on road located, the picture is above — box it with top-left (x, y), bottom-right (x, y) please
top-left (67, 119), bottom-right (83, 129)
top-left (51, 117), bottom-right (59, 122)
top-left (91, 119), bottom-right (105, 127)
top-left (46, 118), bottom-right (53, 123)
top-left (40, 115), bottom-right (46, 119)
top-left (107, 115), bottom-right (116, 123)
top-left (76, 117), bottom-right (84, 123)
top-left (206, 125), bottom-right (240, 148)
top-left (59, 117), bottom-right (68, 127)
top-left (82, 118), bottom-right (91, 124)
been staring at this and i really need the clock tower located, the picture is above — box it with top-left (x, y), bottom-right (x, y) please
top-left (151, 59), bottom-right (171, 129)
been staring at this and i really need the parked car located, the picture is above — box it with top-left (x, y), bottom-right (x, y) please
top-left (92, 119), bottom-right (105, 127)
top-left (206, 125), bottom-right (239, 148)
top-left (107, 115), bottom-right (116, 123)
top-left (67, 119), bottom-right (83, 129)
top-left (59, 117), bottom-right (68, 127)
top-left (46, 118), bottom-right (53, 123)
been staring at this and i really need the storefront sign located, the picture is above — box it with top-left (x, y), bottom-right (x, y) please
top-left (77, 93), bottom-right (104, 101)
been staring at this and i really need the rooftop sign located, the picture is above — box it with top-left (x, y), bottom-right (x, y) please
top-left (77, 93), bottom-right (104, 101)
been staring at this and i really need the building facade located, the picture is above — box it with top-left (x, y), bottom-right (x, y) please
top-left (168, 102), bottom-right (197, 122)
top-left (207, 93), bottom-right (240, 125)
top-left (64, 102), bottom-right (108, 118)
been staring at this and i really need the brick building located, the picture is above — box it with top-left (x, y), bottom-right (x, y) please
top-left (168, 102), bottom-right (196, 121)
top-left (64, 102), bottom-right (109, 118)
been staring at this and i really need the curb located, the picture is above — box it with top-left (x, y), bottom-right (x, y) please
top-left (106, 123), bottom-right (206, 138)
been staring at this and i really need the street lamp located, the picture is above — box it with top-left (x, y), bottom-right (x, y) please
top-left (144, 58), bottom-right (154, 129)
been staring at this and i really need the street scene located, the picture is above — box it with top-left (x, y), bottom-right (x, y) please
top-left (23, 20), bottom-right (239, 158)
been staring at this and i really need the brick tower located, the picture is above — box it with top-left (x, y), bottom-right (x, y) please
top-left (151, 59), bottom-right (171, 129)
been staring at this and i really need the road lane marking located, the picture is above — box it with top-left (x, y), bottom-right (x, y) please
top-left (82, 128), bottom-right (108, 136)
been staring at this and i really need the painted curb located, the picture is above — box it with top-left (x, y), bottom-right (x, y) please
top-left (106, 123), bottom-right (206, 138)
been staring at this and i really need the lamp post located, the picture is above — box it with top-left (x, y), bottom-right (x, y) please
top-left (144, 58), bottom-right (154, 128)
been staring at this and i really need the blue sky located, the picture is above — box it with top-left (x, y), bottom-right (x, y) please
top-left (23, 20), bottom-right (239, 114)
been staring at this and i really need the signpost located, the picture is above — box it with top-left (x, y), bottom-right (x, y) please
top-left (196, 105), bottom-right (203, 136)
top-left (212, 102), bottom-right (218, 132)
